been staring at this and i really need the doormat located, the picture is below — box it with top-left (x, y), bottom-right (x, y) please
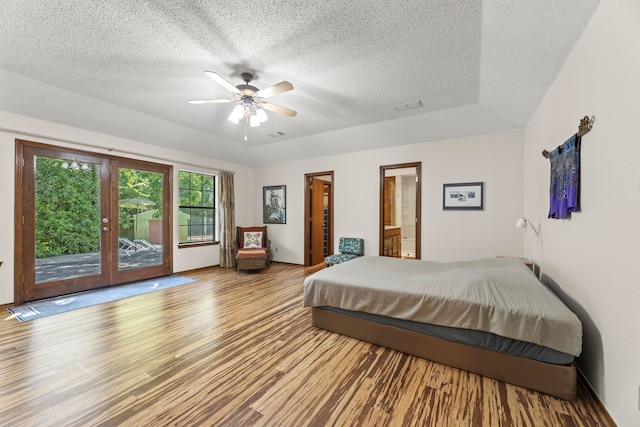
top-left (6, 275), bottom-right (196, 322)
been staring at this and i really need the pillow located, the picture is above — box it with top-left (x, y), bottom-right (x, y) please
top-left (243, 231), bottom-right (263, 248)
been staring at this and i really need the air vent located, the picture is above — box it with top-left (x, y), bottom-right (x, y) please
top-left (268, 131), bottom-right (286, 137)
top-left (393, 100), bottom-right (423, 112)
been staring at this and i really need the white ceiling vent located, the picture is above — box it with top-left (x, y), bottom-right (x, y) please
top-left (393, 100), bottom-right (423, 112)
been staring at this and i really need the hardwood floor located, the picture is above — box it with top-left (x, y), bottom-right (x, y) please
top-left (0, 263), bottom-right (614, 426)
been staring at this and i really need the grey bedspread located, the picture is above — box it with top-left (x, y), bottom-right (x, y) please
top-left (303, 257), bottom-right (582, 356)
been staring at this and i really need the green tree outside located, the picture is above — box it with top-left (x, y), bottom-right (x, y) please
top-left (35, 157), bottom-right (101, 258)
top-left (35, 157), bottom-right (165, 258)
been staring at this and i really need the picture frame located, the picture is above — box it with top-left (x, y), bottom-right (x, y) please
top-left (263, 185), bottom-right (286, 224)
top-left (443, 182), bottom-right (484, 210)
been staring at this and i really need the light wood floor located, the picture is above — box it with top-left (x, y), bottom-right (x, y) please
top-left (0, 262), bottom-right (615, 426)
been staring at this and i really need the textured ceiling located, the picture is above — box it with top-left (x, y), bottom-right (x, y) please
top-left (0, 1), bottom-right (599, 165)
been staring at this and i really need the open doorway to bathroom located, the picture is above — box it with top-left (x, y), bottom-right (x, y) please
top-left (379, 162), bottom-right (421, 259)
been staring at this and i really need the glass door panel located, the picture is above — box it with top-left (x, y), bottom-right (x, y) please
top-left (117, 167), bottom-right (164, 271)
top-left (112, 160), bottom-right (171, 285)
top-left (35, 155), bottom-right (103, 282)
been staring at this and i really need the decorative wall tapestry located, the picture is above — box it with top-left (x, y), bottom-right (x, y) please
top-left (548, 135), bottom-right (580, 219)
top-left (543, 116), bottom-right (593, 219)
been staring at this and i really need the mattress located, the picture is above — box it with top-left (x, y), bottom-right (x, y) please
top-left (303, 256), bottom-right (582, 357)
top-left (322, 307), bottom-right (573, 364)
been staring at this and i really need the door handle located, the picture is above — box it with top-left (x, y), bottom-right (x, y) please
top-left (102, 227), bottom-right (109, 232)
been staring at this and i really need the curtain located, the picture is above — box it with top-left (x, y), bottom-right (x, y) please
top-left (218, 171), bottom-right (236, 268)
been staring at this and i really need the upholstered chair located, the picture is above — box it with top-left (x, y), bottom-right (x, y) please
top-left (235, 226), bottom-right (271, 272)
top-left (325, 237), bottom-right (364, 266)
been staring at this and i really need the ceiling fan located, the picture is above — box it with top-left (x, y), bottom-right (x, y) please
top-left (189, 71), bottom-right (296, 139)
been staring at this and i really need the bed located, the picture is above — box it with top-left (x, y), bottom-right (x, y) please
top-left (303, 256), bottom-right (582, 400)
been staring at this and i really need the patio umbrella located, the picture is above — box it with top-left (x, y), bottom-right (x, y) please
top-left (118, 197), bottom-right (155, 242)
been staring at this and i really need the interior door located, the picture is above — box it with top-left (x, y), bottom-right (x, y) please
top-left (310, 178), bottom-right (326, 265)
top-left (304, 171), bottom-right (333, 266)
top-left (15, 140), bottom-right (172, 304)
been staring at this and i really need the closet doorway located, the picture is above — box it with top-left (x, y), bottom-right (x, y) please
top-left (15, 140), bottom-right (172, 304)
top-left (304, 171), bottom-right (333, 266)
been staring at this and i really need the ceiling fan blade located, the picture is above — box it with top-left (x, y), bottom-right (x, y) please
top-left (262, 102), bottom-right (297, 117)
top-left (188, 98), bottom-right (233, 104)
top-left (257, 81), bottom-right (293, 98)
top-left (203, 71), bottom-right (241, 94)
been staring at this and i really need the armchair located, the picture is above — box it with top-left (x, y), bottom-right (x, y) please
top-left (235, 226), bottom-right (271, 272)
top-left (325, 237), bottom-right (364, 266)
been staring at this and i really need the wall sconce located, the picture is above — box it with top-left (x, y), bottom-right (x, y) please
top-left (516, 217), bottom-right (541, 241)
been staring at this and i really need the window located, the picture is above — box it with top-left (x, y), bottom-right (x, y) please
top-left (178, 171), bottom-right (215, 244)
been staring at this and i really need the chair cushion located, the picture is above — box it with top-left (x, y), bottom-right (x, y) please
top-left (325, 253), bottom-right (360, 265)
top-left (243, 231), bottom-right (263, 248)
top-left (338, 237), bottom-right (364, 255)
top-left (237, 248), bottom-right (268, 257)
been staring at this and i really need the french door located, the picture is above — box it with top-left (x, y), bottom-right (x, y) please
top-left (15, 140), bottom-right (172, 304)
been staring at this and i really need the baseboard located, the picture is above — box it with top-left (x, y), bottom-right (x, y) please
top-left (576, 365), bottom-right (617, 426)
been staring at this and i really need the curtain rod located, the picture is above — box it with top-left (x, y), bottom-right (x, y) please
top-left (541, 115), bottom-right (594, 159)
top-left (0, 126), bottom-right (235, 174)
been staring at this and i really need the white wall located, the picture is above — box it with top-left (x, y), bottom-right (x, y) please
top-left (524, 0), bottom-right (640, 425)
top-left (0, 112), bottom-right (254, 305)
top-left (254, 129), bottom-right (525, 265)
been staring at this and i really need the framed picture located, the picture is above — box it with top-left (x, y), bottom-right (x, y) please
top-left (263, 185), bottom-right (286, 224)
top-left (443, 182), bottom-right (484, 210)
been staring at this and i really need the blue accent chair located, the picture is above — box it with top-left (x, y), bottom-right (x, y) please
top-left (325, 237), bottom-right (364, 266)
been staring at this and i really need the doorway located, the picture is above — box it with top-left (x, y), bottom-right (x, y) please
top-left (379, 162), bottom-right (421, 259)
top-left (15, 140), bottom-right (172, 304)
top-left (304, 171), bottom-right (333, 266)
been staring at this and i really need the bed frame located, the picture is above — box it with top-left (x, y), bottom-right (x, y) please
top-left (311, 307), bottom-right (577, 401)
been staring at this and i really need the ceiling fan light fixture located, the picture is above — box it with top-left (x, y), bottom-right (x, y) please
top-left (249, 113), bottom-right (261, 127)
top-left (192, 71), bottom-right (296, 141)
top-left (256, 107), bottom-right (268, 123)
top-left (227, 104), bottom-right (244, 124)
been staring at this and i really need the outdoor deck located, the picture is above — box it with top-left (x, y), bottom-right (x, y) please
top-left (35, 249), bottom-right (162, 283)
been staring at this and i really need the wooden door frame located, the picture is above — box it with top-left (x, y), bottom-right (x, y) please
top-left (304, 171), bottom-right (334, 266)
top-left (379, 162), bottom-right (421, 259)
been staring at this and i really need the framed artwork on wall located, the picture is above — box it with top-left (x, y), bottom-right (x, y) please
top-left (443, 182), bottom-right (484, 210)
top-left (263, 185), bottom-right (286, 224)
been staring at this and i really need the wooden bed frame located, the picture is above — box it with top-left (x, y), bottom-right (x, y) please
top-left (311, 307), bottom-right (577, 401)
